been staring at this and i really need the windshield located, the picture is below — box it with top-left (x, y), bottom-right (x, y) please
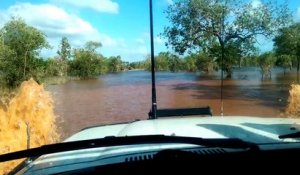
top-left (1, 0), bottom-right (300, 174)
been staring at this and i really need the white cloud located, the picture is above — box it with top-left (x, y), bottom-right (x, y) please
top-left (141, 33), bottom-right (166, 45)
top-left (295, 7), bottom-right (300, 22)
top-left (154, 36), bottom-right (165, 44)
top-left (0, 2), bottom-right (160, 61)
top-left (251, 0), bottom-right (262, 8)
top-left (135, 38), bottom-right (145, 44)
top-left (118, 45), bottom-right (148, 55)
top-left (137, 46), bottom-right (148, 54)
top-left (53, 0), bottom-right (119, 14)
top-left (166, 0), bottom-right (174, 5)
top-left (0, 3), bottom-right (119, 55)
top-left (4, 3), bottom-right (95, 37)
top-left (102, 41), bottom-right (149, 61)
top-left (127, 34), bottom-right (168, 61)
top-left (142, 32), bottom-right (150, 38)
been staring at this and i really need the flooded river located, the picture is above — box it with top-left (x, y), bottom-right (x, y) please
top-left (47, 67), bottom-right (299, 138)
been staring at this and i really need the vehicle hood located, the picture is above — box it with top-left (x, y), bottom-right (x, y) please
top-left (66, 116), bottom-right (300, 144)
top-left (17, 116), bottom-right (300, 175)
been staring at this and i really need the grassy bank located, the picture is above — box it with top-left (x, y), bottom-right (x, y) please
top-left (40, 76), bottom-right (83, 86)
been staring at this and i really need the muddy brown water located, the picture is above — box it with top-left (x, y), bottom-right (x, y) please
top-left (46, 67), bottom-right (299, 139)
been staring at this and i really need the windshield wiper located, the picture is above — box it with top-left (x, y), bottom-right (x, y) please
top-left (279, 131), bottom-right (300, 139)
top-left (0, 135), bottom-right (259, 163)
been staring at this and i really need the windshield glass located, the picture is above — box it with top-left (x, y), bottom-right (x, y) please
top-left (1, 0), bottom-right (300, 174)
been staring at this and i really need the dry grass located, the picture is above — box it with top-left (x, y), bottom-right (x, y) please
top-left (0, 78), bottom-right (60, 175)
top-left (285, 84), bottom-right (300, 117)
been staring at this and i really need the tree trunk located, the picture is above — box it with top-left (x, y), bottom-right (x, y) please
top-left (226, 73), bottom-right (232, 79)
top-left (23, 51), bottom-right (28, 78)
top-left (220, 42), bottom-right (225, 75)
top-left (220, 41), bottom-right (225, 116)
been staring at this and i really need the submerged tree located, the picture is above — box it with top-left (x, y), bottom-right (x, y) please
top-left (144, 52), bottom-right (185, 72)
top-left (69, 41), bottom-right (104, 79)
top-left (107, 56), bottom-right (123, 73)
top-left (273, 23), bottom-right (300, 80)
top-left (57, 37), bottom-right (71, 61)
top-left (183, 52), bottom-right (217, 73)
top-left (56, 37), bottom-right (71, 76)
top-left (258, 52), bottom-right (276, 80)
top-left (163, 0), bottom-right (291, 78)
top-left (184, 54), bottom-right (198, 72)
top-left (276, 54), bottom-right (292, 75)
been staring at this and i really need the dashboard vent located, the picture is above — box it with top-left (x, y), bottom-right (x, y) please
top-left (125, 148), bottom-right (227, 162)
top-left (125, 154), bottom-right (154, 162)
top-left (189, 148), bottom-right (227, 155)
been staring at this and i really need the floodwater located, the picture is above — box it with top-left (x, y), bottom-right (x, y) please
top-left (46, 67), bottom-right (298, 138)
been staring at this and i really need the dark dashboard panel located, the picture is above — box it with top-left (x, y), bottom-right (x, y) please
top-left (57, 148), bottom-right (300, 174)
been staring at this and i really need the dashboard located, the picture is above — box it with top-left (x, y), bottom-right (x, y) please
top-left (43, 144), bottom-right (300, 175)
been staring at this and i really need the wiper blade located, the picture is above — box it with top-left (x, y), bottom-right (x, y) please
top-left (0, 135), bottom-right (259, 163)
top-left (279, 131), bottom-right (300, 139)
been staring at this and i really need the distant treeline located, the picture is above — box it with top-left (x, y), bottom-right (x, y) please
top-left (130, 51), bottom-right (295, 80)
top-left (0, 18), bottom-right (130, 88)
top-left (130, 19), bottom-right (300, 80)
top-left (1, 16), bottom-right (300, 88)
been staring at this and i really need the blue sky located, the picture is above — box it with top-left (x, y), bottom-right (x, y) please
top-left (0, 0), bottom-right (300, 62)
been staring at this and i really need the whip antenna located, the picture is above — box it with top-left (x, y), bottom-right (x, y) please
top-left (149, 0), bottom-right (157, 119)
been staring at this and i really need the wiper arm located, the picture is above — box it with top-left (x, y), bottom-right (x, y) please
top-left (279, 131), bottom-right (300, 139)
top-left (0, 135), bottom-right (259, 163)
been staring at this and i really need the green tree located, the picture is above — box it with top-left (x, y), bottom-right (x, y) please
top-left (243, 55), bottom-right (259, 67)
top-left (168, 54), bottom-right (184, 72)
top-left (107, 56), bottom-right (123, 73)
top-left (196, 52), bottom-right (218, 73)
top-left (156, 52), bottom-right (171, 71)
top-left (258, 52), bottom-right (276, 80)
top-left (273, 23), bottom-right (300, 78)
top-left (69, 41), bottom-right (104, 79)
top-left (276, 54), bottom-right (292, 75)
top-left (211, 40), bottom-right (258, 72)
top-left (122, 61), bottom-right (130, 70)
top-left (183, 52), bottom-right (217, 73)
top-left (144, 52), bottom-right (185, 72)
top-left (163, 0), bottom-right (291, 78)
top-left (129, 61), bottom-right (146, 70)
top-left (57, 37), bottom-right (71, 61)
top-left (85, 41), bottom-right (102, 52)
top-left (69, 49), bottom-right (103, 78)
top-left (56, 37), bottom-right (71, 76)
top-left (0, 18), bottom-right (49, 87)
top-left (45, 57), bottom-right (68, 77)
top-left (184, 54), bottom-right (198, 72)
top-left (0, 40), bottom-right (17, 86)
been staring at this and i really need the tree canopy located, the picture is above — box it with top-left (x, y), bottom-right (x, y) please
top-left (57, 37), bottom-right (71, 61)
top-left (69, 41), bottom-right (105, 79)
top-left (163, 0), bottom-right (291, 77)
top-left (273, 23), bottom-right (300, 75)
top-left (0, 18), bottom-right (49, 87)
